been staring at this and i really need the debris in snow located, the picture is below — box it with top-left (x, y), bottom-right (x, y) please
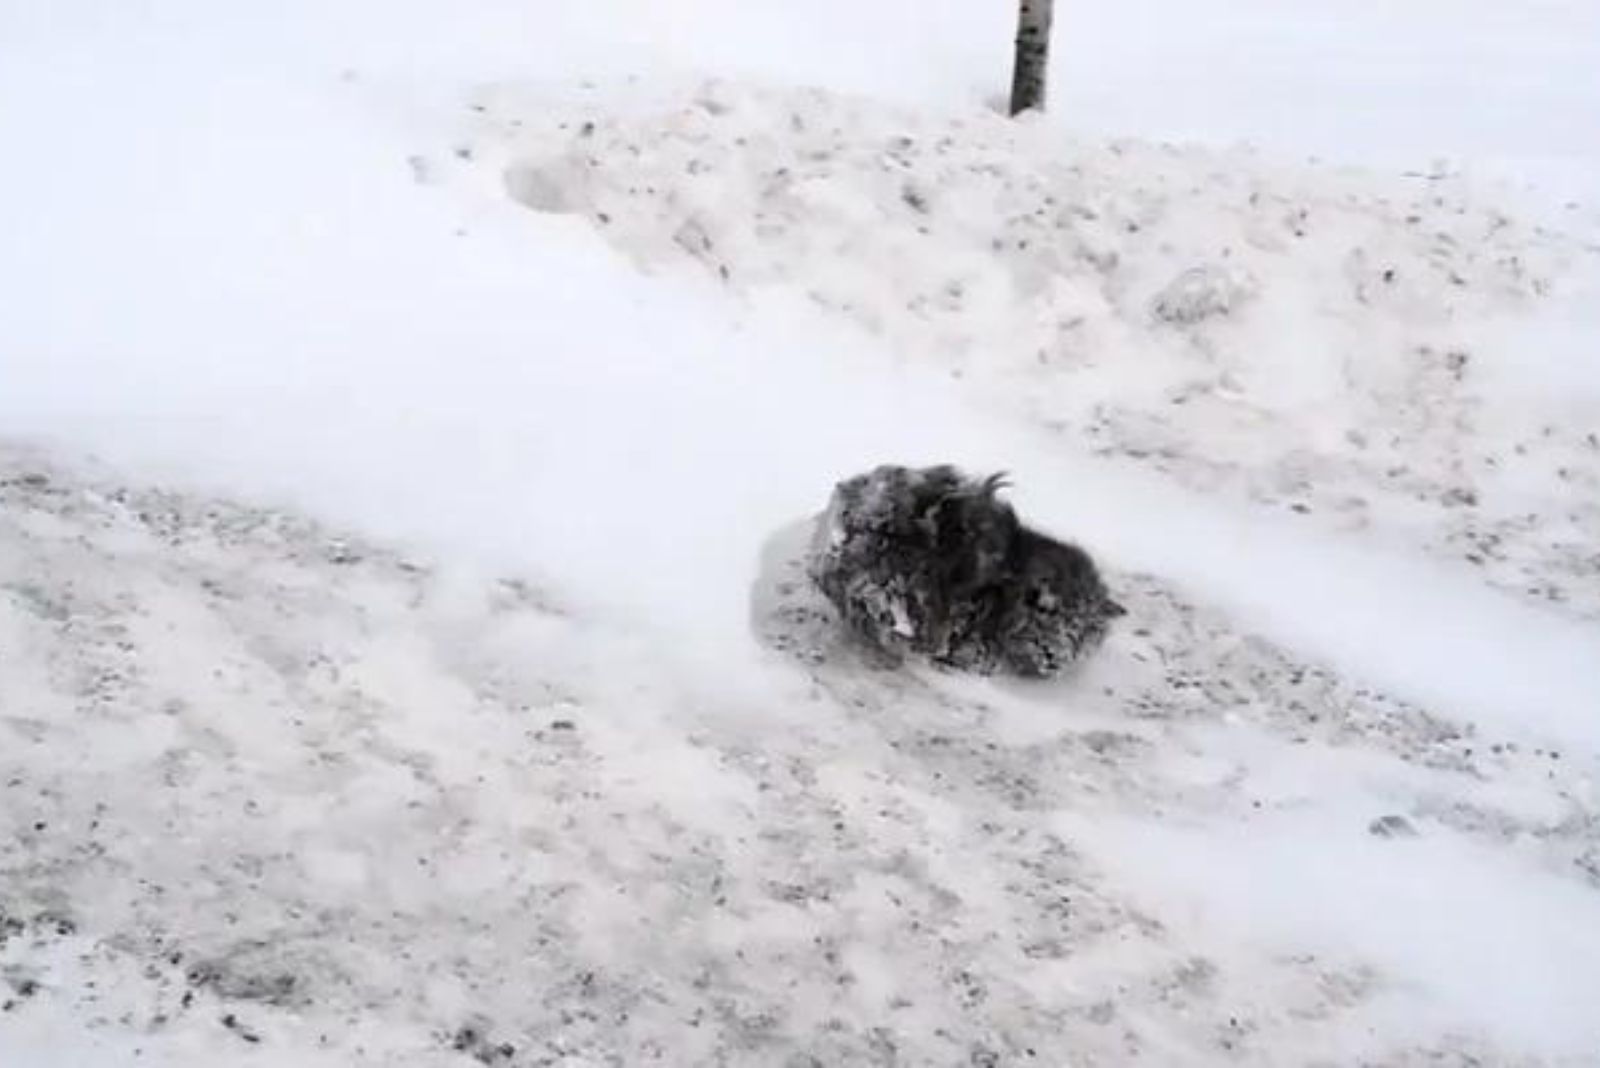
top-left (1150, 264), bottom-right (1257, 325)
top-left (1368, 815), bottom-right (1419, 838)
top-left (186, 959), bottom-right (300, 1007)
top-left (449, 1020), bottom-right (516, 1065)
top-left (219, 1013), bottom-right (261, 1044)
top-left (2, 975), bottom-right (40, 1013)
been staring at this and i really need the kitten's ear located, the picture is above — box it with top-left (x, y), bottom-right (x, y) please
top-left (981, 472), bottom-right (1012, 497)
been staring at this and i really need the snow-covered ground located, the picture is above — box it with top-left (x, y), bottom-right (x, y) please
top-left (2, 0), bottom-right (1599, 1064)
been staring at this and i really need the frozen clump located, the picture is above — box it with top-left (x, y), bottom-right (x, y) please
top-left (808, 464), bottom-right (1124, 677)
top-left (504, 161), bottom-right (584, 215)
top-left (1151, 264), bottom-right (1257, 325)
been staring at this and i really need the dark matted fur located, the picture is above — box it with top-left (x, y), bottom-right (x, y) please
top-left (808, 464), bottom-right (1124, 677)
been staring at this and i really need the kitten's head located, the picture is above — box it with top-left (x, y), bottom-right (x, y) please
top-left (920, 471), bottom-right (1018, 585)
top-left (1002, 531), bottom-right (1124, 673)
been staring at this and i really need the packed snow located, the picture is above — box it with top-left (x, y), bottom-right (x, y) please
top-left (2, 0), bottom-right (1598, 1064)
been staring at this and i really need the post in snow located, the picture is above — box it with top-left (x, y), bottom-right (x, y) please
top-left (1008, 0), bottom-right (1055, 116)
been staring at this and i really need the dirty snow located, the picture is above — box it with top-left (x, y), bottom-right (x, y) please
top-left (3, 0), bottom-right (1600, 1065)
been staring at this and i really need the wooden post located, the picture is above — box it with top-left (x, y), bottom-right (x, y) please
top-left (1009, 0), bottom-right (1055, 115)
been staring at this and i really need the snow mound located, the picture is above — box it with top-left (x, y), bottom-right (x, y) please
top-left (460, 81), bottom-right (1600, 620)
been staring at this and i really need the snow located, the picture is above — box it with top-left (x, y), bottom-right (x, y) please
top-left (2, 0), bottom-right (1599, 1064)
top-left (1075, 808), bottom-right (1600, 1056)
